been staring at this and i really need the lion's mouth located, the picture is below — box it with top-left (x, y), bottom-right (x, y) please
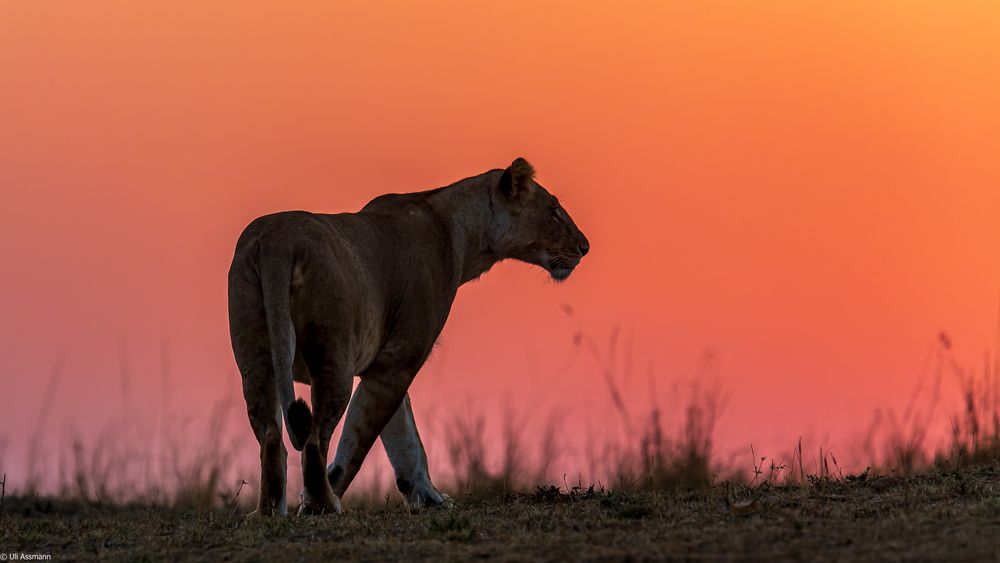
top-left (546, 255), bottom-right (581, 281)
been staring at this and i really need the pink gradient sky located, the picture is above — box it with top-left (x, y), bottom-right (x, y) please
top-left (1, 1), bottom-right (998, 490)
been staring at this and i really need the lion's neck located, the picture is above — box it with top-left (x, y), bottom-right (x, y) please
top-left (424, 171), bottom-right (505, 285)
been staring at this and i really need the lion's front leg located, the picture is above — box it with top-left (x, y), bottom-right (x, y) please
top-left (326, 367), bottom-right (418, 504)
top-left (379, 393), bottom-right (452, 510)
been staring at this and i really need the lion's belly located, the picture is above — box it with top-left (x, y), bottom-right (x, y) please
top-left (349, 299), bottom-right (387, 375)
top-left (352, 324), bottom-right (383, 375)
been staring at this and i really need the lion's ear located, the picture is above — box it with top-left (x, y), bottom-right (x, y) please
top-left (498, 157), bottom-right (535, 200)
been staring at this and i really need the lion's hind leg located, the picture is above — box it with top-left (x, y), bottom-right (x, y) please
top-left (230, 260), bottom-right (289, 517)
top-left (233, 325), bottom-right (288, 517)
top-left (297, 336), bottom-right (353, 515)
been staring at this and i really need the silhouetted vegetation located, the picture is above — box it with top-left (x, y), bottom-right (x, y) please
top-left (0, 317), bottom-right (997, 561)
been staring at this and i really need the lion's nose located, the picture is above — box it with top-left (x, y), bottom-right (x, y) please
top-left (578, 236), bottom-right (590, 257)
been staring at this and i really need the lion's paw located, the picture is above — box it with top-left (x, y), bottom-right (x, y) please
top-left (243, 503), bottom-right (288, 521)
top-left (297, 492), bottom-right (343, 516)
top-left (404, 486), bottom-right (454, 511)
top-left (435, 493), bottom-right (456, 510)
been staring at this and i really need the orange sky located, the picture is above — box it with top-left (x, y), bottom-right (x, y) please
top-left (1, 1), bottom-right (999, 489)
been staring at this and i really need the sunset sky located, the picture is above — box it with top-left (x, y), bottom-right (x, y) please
top-left (1, 1), bottom-right (998, 490)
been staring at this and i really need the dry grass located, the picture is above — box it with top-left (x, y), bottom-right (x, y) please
top-left (937, 336), bottom-right (1000, 468)
top-left (858, 331), bottom-right (1000, 475)
top-left (560, 306), bottom-right (730, 492)
top-left (443, 408), bottom-right (530, 497)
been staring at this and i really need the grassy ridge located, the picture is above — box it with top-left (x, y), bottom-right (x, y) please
top-left (1, 322), bottom-right (996, 561)
top-left (3, 463), bottom-right (999, 561)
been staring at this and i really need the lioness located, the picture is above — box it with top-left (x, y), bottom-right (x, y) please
top-left (228, 158), bottom-right (589, 515)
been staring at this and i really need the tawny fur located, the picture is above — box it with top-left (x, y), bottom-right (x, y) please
top-left (228, 158), bottom-right (589, 515)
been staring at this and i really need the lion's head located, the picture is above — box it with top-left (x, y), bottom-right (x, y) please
top-left (491, 158), bottom-right (590, 281)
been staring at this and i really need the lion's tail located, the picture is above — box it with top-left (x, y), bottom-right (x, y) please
top-left (259, 247), bottom-right (312, 452)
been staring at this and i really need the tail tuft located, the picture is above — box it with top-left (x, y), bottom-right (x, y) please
top-left (287, 398), bottom-right (313, 451)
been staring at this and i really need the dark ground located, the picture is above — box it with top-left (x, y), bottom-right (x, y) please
top-left (3, 464), bottom-right (999, 562)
